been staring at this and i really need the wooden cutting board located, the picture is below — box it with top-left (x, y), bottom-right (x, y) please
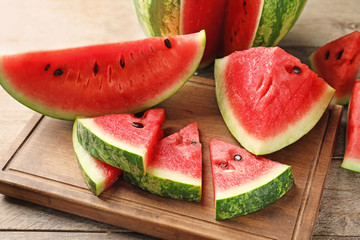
top-left (0, 76), bottom-right (342, 240)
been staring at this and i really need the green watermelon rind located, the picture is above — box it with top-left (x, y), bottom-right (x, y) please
top-left (76, 118), bottom-right (144, 173)
top-left (123, 166), bottom-right (201, 202)
top-left (0, 31), bottom-right (205, 120)
top-left (341, 157), bottom-right (360, 173)
top-left (215, 165), bottom-right (294, 220)
top-left (252, 0), bottom-right (307, 47)
top-left (131, 0), bottom-right (180, 37)
top-left (214, 55), bottom-right (335, 156)
top-left (73, 123), bottom-right (109, 196)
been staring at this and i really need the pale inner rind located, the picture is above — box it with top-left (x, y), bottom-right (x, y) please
top-left (216, 164), bottom-right (290, 200)
top-left (147, 166), bottom-right (201, 186)
top-left (78, 118), bottom-right (147, 157)
top-left (341, 157), bottom-right (360, 172)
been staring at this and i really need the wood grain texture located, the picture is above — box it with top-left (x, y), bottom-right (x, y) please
top-left (0, 0), bottom-right (359, 239)
top-left (0, 77), bottom-right (342, 240)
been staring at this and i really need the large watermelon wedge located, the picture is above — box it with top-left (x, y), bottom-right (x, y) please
top-left (124, 122), bottom-right (202, 202)
top-left (215, 47), bottom-right (335, 155)
top-left (0, 31), bottom-right (205, 120)
top-left (75, 108), bottom-right (165, 173)
top-left (309, 31), bottom-right (360, 105)
top-left (73, 123), bottom-right (123, 196)
top-left (209, 138), bottom-right (294, 220)
top-left (342, 80), bottom-right (360, 172)
top-left (132, 0), bottom-right (306, 67)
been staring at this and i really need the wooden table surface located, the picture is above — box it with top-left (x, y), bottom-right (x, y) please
top-left (0, 0), bottom-right (359, 239)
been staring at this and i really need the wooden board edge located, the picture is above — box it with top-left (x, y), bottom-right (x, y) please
top-left (292, 104), bottom-right (343, 239)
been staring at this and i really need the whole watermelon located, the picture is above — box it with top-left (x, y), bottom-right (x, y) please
top-left (132, 0), bottom-right (307, 67)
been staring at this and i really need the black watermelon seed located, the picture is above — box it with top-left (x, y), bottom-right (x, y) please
top-left (164, 38), bottom-right (172, 49)
top-left (93, 63), bottom-right (99, 74)
top-left (292, 66), bottom-right (302, 74)
top-left (243, 1), bottom-right (246, 7)
top-left (218, 163), bottom-right (228, 169)
top-left (44, 64), bottom-right (50, 71)
top-left (191, 141), bottom-right (197, 145)
top-left (132, 122), bottom-right (144, 128)
top-left (234, 154), bottom-right (242, 161)
top-left (325, 50), bottom-right (330, 60)
top-left (120, 59), bottom-right (125, 68)
top-left (53, 68), bottom-right (64, 77)
top-left (336, 49), bottom-right (344, 60)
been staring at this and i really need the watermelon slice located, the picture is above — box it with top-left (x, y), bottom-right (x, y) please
top-left (209, 138), bottom-right (294, 220)
top-left (342, 80), bottom-right (360, 172)
top-left (309, 31), bottom-right (360, 105)
top-left (124, 122), bottom-right (202, 202)
top-left (132, 0), bottom-right (306, 66)
top-left (0, 31), bottom-right (205, 120)
top-left (73, 123), bottom-right (123, 196)
top-left (75, 108), bottom-right (165, 173)
top-left (180, 0), bottom-right (227, 67)
top-left (215, 47), bottom-right (335, 155)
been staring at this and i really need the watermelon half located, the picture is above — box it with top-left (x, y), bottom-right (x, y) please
top-left (132, 0), bottom-right (306, 67)
top-left (0, 31), bottom-right (205, 120)
top-left (210, 138), bottom-right (294, 220)
top-left (342, 80), bottom-right (360, 172)
top-left (75, 108), bottom-right (165, 173)
top-left (73, 123), bottom-right (123, 196)
top-left (215, 47), bottom-right (335, 155)
top-left (309, 31), bottom-right (360, 105)
top-left (124, 122), bottom-right (202, 202)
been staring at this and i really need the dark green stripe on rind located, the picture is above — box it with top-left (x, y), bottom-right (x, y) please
top-left (252, 0), bottom-right (307, 47)
top-left (132, 0), bottom-right (180, 37)
top-left (216, 166), bottom-right (294, 220)
top-left (76, 120), bottom-right (144, 173)
top-left (123, 168), bottom-right (201, 202)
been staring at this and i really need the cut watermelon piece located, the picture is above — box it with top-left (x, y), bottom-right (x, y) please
top-left (0, 31), bottom-right (205, 120)
top-left (215, 47), bottom-right (335, 155)
top-left (309, 31), bottom-right (360, 105)
top-left (75, 108), bottom-right (165, 173)
top-left (124, 122), bottom-right (202, 202)
top-left (73, 123), bottom-right (123, 196)
top-left (342, 80), bottom-right (360, 172)
top-left (180, 0), bottom-right (227, 67)
top-left (209, 138), bottom-right (294, 220)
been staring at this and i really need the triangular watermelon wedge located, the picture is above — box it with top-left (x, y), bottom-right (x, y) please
top-left (342, 80), bottom-right (360, 172)
top-left (75, 108), bottom-right (165, 173)
top-left (309, 31), bottom-right (360, 105)
top-left (215, 46), bottom-right (335, 155)
top-left (124, 122), bottom-right (202, 202)
top-left (73, 123), bottom-right (123, 196)
top-left (0, 31), bottom-right (205, 120)
top-left (209, 138), bottom-right (294, 220)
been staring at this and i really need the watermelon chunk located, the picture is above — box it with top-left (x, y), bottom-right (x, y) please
top-left (309, 31), bottom-right (360, 105)
top-left (75, 108), bottom-right (165, 173)
top-left (0, 31), bottom-right (205, 120)
top-left (73, 123), bottom-right (123, 196)
top-left (342, 80), bottom-right (360, 172)
top-left (215, 47), bottom-right (335, 155)
top-left (124, 122), bottom-right (202, 202)
top-left (209, 138), bottom-right (294, 220)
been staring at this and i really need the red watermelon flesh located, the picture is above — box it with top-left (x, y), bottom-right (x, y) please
top-left (73, 123), bottom-right (123, 196)
top-left (0, 31), bottom-right (205, 120)
top-left (76, 108), bottom-right (165, 173)
top-left (215, 47), bottom-right (335, 155)
top-left (309, 31), bottom-right (360, 105)
top-left (180, 0), bottom-right (227, 68)
top-left (209, 138), bottom-right (293, 219)
top-left (342, 80), bottom-right (360, 172)
top-left (221, 0), bottom-right (263, 57)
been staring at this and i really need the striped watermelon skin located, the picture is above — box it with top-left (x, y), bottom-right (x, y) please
top-left (210, 139), bottom-right (294, 220)
top-left (132, 0), bottom-right (307, 66)
top-left (124, 122), bottom-right (202, 202)
top-left (342, 80), bottom-right (360, 172)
